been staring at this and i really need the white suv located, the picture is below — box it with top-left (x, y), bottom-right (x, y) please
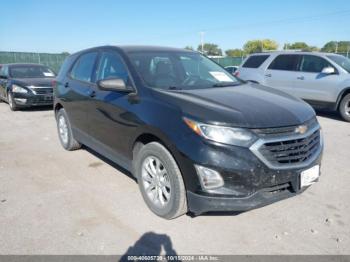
top-left (237, 51), bottom-right (350, 122)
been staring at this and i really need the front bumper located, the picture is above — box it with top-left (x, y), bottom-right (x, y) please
top-left (12, 91), bottom-right (53, 107)
top-left (174, 122), bottom-right (323, 215)
top-left (187, 181), bottom-right (311, 215)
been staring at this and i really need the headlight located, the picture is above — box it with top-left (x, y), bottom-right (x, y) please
top-left (183, 117), bottom-right (257, 147)
top-left (12, 84), bottom-right (28, 93)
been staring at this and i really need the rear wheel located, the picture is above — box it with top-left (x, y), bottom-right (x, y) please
top-left (339, 94), bottom-right (350, 122)
top-left (8, 92), bottom-right (18, 111)
top-left (56, 108), bottom-right (82, 150)
top-left (134, 142), bottom-right (187, 219)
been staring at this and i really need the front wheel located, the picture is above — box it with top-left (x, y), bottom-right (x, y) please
top-left (339, 94), bottom-right (350, 122)
top-left (134, 142), bottom-right (187, 219)
top-left (8, 92), bottom-right (18, 111)
top-left (56, 108), bottom-right (82, 150)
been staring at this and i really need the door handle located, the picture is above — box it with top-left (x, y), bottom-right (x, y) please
top-left (265, 74), bottom-right (272, 77)
top-left (88, 90), bottom-right (96, 98)
top-left (297, 76), bottom-right (305, 80)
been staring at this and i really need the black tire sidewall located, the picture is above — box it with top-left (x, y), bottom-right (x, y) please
top-left (339, 94), bottom-right (350, 122)
top-left (56, 109), bottom-right (74, 150)
top-left (8, 92), bottom-right (17, 111)
top-left (135, 143), bottom-right (185, 219)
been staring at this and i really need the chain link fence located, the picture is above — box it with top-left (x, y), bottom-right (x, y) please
top-left (1, 51), bottom-right (349, 72)
top-left (0, 51), bottom-right (69, 73)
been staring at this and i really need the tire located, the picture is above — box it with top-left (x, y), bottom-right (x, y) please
top-left (134, 142), bottom-right (187, 219)
top-left (339, 94), bottom-right (350, 122)
top-left (56, 108), bottom-right (82, 151)
top-left (8, 92), bottom-right (18, 111)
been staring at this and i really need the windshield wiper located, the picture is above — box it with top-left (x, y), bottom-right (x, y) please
top-left (167, 86), bottom-right (182, 90)
top-left (212, 82), bottom-right (240, 87)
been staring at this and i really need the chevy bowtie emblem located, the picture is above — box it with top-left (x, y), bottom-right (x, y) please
top-left (295, 125), bottom-right (308, 134)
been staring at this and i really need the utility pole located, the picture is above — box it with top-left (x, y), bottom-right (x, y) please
top-left (199, 32), bottom-right (205, 53)
top-left (335, 42), bottom-right (338, 53)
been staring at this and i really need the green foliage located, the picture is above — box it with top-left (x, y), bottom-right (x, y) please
top-left (285, 42), bottom-right (308, 50)
top-left (184, 46), bottom-right (194, 51)
top-left (321, 41), bottom-right (350, 53)
top-left (243, 39), bottom-right (278, 54)
top-left (225, 49), bottom-right (244, 57)
top-left (284, 42), bottom-right (320, 52)
top-left (197, 43), bottom-right (222, 56)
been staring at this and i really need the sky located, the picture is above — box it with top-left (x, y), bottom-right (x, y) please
top-left (0, 0), bottom-right (349, 54)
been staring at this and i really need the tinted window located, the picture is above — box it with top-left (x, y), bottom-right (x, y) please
top-left (268, 55), bottom-right (301, 71)
top-left (327, 55), bottom-right (350, 73)
top-left (70, 52), bottom-right (98, 82)
top-left (9, 65), bottom-right (55, 78)
top-left (300, 55), bottom-right (333, 73)
top-left (242, 55), bottom-right (269, 68)
top-left (96, 52), bottom-right (129, 84)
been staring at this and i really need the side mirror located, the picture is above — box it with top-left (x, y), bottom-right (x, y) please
top-left (97, 78), bottom-right (133, 92)
top-left (321, 67), bottom-right (335, 74)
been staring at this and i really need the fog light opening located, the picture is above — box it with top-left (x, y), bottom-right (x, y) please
top-left (14, 98), bottom-right (27, 104)
top-left (194, 165), bottom-right (224, 190)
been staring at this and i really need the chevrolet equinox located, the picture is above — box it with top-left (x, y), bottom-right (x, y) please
top-left (54, 46), bottom-right (323, 219)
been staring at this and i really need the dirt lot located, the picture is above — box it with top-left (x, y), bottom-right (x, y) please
top-left (0, 102), bottom-right (349, 255)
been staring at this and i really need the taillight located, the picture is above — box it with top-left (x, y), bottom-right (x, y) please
top-left (51, 80), bottom-right (57, 88)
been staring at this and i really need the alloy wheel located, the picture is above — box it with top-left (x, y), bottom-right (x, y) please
top-left (141, 156), bottom-right (171, 207)
top-left (58, 115), bottom-right (69, 145)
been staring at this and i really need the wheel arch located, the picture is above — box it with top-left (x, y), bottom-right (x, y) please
top-left (54, 103), bottom-right (63, 118)
top-left (130, 131), bottom-right (188, 187)
top-left (336, 87), bottom-right (350, 110)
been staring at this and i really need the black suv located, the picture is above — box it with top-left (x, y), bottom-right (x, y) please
top-left (0, 63), bottom-right (56, 111)
top-left (54, 46), bottom-right (323, 219)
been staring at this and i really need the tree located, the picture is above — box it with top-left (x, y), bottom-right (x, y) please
top-left (243, 39), bottom-right (278, 54)
top-left (184, 46), bottom-right (194, 51)
top-left (286, 42), bottom-right (309, 50)
top-left (197, 43), bottom-right (222, 56)
top-left (284, 42), bottom-right (320, 52)
top-left (322, 41), bottom-right (350, 53)
top-left (225, 49), bottom-right (244, 57)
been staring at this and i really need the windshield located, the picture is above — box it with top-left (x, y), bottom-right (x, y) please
top-left (128, 51), bottom-right (240, 90)
top-left (327, 55), bottom-right (350, 73)
top-left (9, 65), bottom-right (56, 78)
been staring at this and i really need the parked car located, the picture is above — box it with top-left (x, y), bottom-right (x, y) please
top-left (0, 63), bottom-right (56, 111)
top-left (54, 46), bottom-right (323, 219)
top-left (237, 51), bottom-right (350, 122)
top-left (224, 65), bottom-right (238, 75)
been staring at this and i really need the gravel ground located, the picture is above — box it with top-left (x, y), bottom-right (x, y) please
top-left (0, 102), bottom-right (349, 255)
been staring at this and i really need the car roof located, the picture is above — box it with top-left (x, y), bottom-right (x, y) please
top-left (248, 51), bottom-right (339, 56)
top-left (71, 45), bottom-right (195, 56)
top-left (3, 63), bottom-right (47, 67)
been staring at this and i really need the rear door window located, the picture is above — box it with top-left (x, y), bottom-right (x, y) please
top-left (70, 52), bottom-right (98, 82)
top-left (268, 55), bottom-right (301, 71)
top-left (242, 55), bottom-right (269, 68)
top-left (300, 55), bottom-right (333, 73)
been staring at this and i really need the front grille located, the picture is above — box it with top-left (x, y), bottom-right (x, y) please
top-left (32, 96), bottom-right (53, 104)
top-left (260, 129), bottom-right (320, 165)
top-left (250, 119), bottom-right (322, 169)
top-left (32, 88), bottom-right (53, 95)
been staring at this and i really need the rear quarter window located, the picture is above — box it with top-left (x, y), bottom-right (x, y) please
top-left (242, 55), bottom-right (270, 68)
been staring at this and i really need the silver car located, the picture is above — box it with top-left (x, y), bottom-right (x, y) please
top-left (237, 51), bottom-right (350, 122)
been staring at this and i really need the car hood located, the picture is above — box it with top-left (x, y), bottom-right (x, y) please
top-left (12, 78), bottom-right (54, 87)
top-left (152, 83), bottom-right (316, 128)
